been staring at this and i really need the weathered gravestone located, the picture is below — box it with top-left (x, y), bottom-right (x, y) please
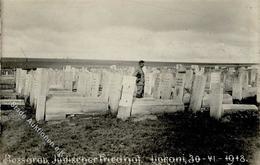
top-left (36, 69), bottom-right (49, 121)
top-left (117, 76), bottom-right (136, 120)
top-left (153, 72), bottom-right (174, 99)
top-left (248, 68), bottom-right (257, 87)
top-left (185, 69), bottom-right (193, 91)
top-left (257, 66), bottom-right (260, 104)
top-left (232, 68), bottom-right (243, 101)
top-left (16, 69), bottom-right (27, 95)
top-left (100, 71), bottom-right (112, 101)
top-left (108, 73), bottom-right (123, 115)
top-left (64, 71), bottom-right (73, 91)
top-left (89, 73), bottom-right (101, 97)
top-left (174, 70), bottom-right (186, 103)
top-left (77, 72), bottom-right (89, 96)
top-left (189, 73), bottom-right (207, 112)
top-left (209, 71), bottom-right (224, 119)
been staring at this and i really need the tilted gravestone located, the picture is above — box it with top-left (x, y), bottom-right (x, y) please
top-left (117, 76), bottom-right (136, 120)
top-left (189, 73), bottom-right (207, 112)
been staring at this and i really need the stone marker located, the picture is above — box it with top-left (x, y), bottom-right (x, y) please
top-left (189, 73), bottom-right (207, 112)
top-left (257, 66), bottom-right (260, 104)
top-left (17, 69), bottom-right (27, 94)
top-left (224, 69), bottom-right (234, 92)
top-left (77, 72), bottom-right (88, 95)
top-left (117, 76), bottom-right (136, 120)
top-left (232, 68), bottom-right (243, 101)
top-left (100, 71), bottom-right (112, 101)
top-left (90, 73), bottom-right (101, 97)
top-left (223, 104), bottom-right (258, 114)
top-left (45, 96), bottom-right (108, 121)
top-left (23, 73), bottom-right (32, 97)
top-left (109, 73), bottom-right (123, 115)
top-left (185, 69), bottom-right (193, 91)
top-left (203, 93), bottom-right (232, 107)
top-left (64, 72), bottom-right (73, 91)
top-left (36, 69), bottom-right (49, 121)
top-left (153, 73), bottom-right (174, 99)
top-left (131, 99), bottom-right (184, 116)
top-left (144, 72), bottom-right (153, 97)
top-left (209, 72), bottom-right (223, 119)
top-left (174, 71), bottom-right (186, 103)
top-left (242, 69), bottom-right (249, 90)
top-left (249, 68), bottom-right (257, 87)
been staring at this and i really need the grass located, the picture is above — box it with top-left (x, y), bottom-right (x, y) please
top-left (0, 107), bottom-right (259, 165)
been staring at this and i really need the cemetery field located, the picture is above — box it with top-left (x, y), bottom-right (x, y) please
top-left (1, 108), bottom-right (259, 165)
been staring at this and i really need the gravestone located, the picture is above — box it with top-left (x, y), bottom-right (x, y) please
top-left (23, 73), bottom-right (32, 97)
top-left (77, 72), bottom-right (88, 95)
top-left (242, 69), bottom-right (249, 90)
top-left (109, 73), bottom-right (123, 115)
top-left (64, 71), bottom-right (73, 91)
top-left (174, 71), bottom-right (186, 103)
top-left (209, 72), bottom-right (223, 119)
top-left (17, 69), bottom-right (27, 94)
top-left (232, 68), bottom-right (243, 101)
top-left (90, 73), bottom-right (101, 97)
top-left (154, 73), bottom-right (174, 99)
top-left (257, 66), bottom-right (260, 104)
top-left (144, 73), bottom-right (152, 97)
top-left (117, 76), bottom-right (136, 120)
top-left (189, 73), bottom-right (207, 112)
top-left (185, 69), bottom-right (193, 91)
top-left (224, 69), bottom-right (234, 92)
top-left (249, 68), bottom-right (257, 87)
top-left (100, 71), bottom-right (112, 101)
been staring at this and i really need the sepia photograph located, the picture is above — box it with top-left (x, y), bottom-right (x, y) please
top-left (0, 0), bottom-right (259, 164)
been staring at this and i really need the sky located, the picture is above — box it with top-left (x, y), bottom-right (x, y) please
top-left (2, 0), bottom-right (259, 63)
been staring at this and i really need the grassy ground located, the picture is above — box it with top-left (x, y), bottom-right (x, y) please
top-left (1, 107), bottom-right (259, 165)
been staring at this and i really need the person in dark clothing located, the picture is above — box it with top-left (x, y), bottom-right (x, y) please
top-left (133, 60), bottom-right (145, 98)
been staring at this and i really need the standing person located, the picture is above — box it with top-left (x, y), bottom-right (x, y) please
top-left (133, 60), bottom-right (145, 98)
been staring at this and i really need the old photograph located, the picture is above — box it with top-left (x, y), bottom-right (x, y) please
top-left (0, 0), bottom-right (259, 164)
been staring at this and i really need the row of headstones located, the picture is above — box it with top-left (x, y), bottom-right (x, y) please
top-left (15, 65), bottom-right (260, 120)
top-left (189, 66), bottom-right (260, 119)
top-left (15, 67), bottom-right (133, 121)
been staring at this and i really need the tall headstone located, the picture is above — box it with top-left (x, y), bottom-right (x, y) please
top-left (209, 72), bottom-right (223, 119)
top-left (17, 69), bottom-right (26, 95)
top-left (144, 72), bottom-right (155, 97)
top-left (36, 69), bottom-right (49, 121)
top-left (63, 66), bottom-right (73, 91)
top-left (249, 68), bottom-right (257, 87)
top-left (117, 76), bottom-right (136, 120)
top-left (242, 69), bottom-right (249, 90)
top-left (77, 72), bottom-right (86, 95)
top-left (185, 69), bottom-right (193, 91)
top-left (15, 68), bottom-right (21, 93)
top-left (174, 70), bottom-right (186, 103)
top-left (100, 71), bottom-right (112, 101)
top-left (232, 68), bottom-right (243, 101)
top-left (90, 73), bottom-right (101, 97)
top-left (257, 66), bottom-right (260, 104)
top-left (189, 73), bottom-right (207, 112)
top-left (109, 73), bottom-right (123, 115)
